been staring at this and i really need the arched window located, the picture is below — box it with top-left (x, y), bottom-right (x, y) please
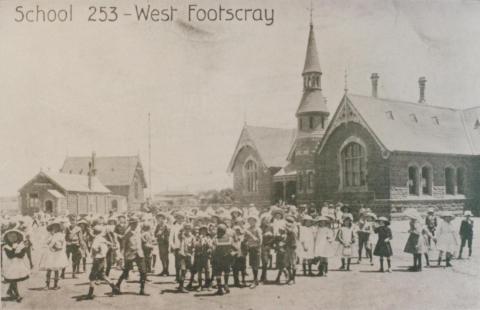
top-left (111, 199), bottom-right (118, 211)
top-left (298, 173), bottom-right (304, 193)
top-left (341, 142), bottom-right (366, 188)
top-left (457, 167), bottom-right (465, 195)
top-left (134, 182), bottom-right (139, 199)
top-left (445, 167), bottom-right (455, 195)
top-left (421, 166), bottom-right (432, 195)
top-left (245, 160), bottom-right (258, 193)
top-left (309, 116), bottom-right (314, 129)
top-left (307, 171), bottom-right (314, 191)
top-left (408, 166), bottom-right (419, 195)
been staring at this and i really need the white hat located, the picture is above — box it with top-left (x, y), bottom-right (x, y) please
top-left (464, 210), bottom-right (473, 217)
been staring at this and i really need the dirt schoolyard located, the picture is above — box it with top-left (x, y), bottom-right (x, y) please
top-left (2, 219), bottom-right (479, 310)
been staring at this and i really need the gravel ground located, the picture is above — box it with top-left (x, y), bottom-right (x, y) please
top-left (2, 219), bottom-right (479, 310)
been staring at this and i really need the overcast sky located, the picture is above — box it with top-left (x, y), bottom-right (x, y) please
top-left (1, 0), bottom-right (479, 196)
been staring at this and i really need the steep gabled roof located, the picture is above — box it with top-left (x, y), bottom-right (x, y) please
top-left (60, 156), bottom-right (147, 187)
top-left (318, 94), bottom-right (479, 156)
top-left (228, 125), bottom-right (297, 172)
top-left (20, 171), bottom-right (110, 194)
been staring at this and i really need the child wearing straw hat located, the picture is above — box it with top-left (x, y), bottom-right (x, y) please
top-left (212, 223), bottom-right (233, 295)
top-left (373, 217), bottom-right (393, 272)
top-left (403, 210), bottom-right (432, 271)
top-left (313, 216), bottom-right (334, 276)
top-left (436, 211), bottom-right (459, 267)
top-left (337, 214), bottom-right (355, 271)
top-left (39, 219), bottom-right (69, 290)
top-left (84, 225), bottom-right (118, 299)
top-left (244, 213), bottom-right (262, 288)
top-left (299, 214), bottom-right (315, 276)
top-left (2, 229), bottom-right (30, 302)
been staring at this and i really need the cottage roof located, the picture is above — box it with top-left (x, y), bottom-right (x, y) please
top-left (303, 24), bottom-right (322, 74)
top-left (228, 125), bottom-right (297, 172)
top-left (344, 94), bottom-right (480, 155)
top-left (60, 156), bottom-right (147, 187)
top-left (30, 172), bottom-right (110, 194)
top-left (47, 189), bottom-right (65, 198)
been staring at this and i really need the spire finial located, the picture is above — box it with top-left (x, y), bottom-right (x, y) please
top-left (243, 103), bottom-right (247, 125)
top-left (309, 0), bottom-right (314, 26)
top-left (344, 68), bottom-right (349, 94)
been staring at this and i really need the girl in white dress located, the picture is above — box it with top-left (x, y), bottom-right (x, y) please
top-left (298, 215), bottom-right (315, 276)
top-left (313, 216), bottom-right (334, 276)
top-left (336, 214), bottom-right (355, 271)
top-left (2, 230), bottom-right (30, 302)
top-left (436, 212), bottom-right (459, 267)
top-left (39, 220), bottom-right (69, 289)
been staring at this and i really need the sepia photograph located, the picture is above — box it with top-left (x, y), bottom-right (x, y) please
top-left (1, 0), bottom-right (479, 309)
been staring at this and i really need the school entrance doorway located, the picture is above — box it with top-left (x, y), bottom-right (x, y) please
top-left (45, 200), bottom-right (53, 214)
top-left (273, 170), bottom-right (297, 205)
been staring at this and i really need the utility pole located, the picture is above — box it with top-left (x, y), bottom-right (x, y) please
top-left (148, 112), bottom-right (152, 200)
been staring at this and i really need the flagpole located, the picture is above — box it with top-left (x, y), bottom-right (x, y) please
top-left (148, 112), bottom-right (152, 200)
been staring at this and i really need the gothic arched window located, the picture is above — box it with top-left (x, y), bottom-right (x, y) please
top-left (421, 166), bottom-right (433, 195)
top-left (445, 167), bottom-right (455, 195)
top-left (408, 166), bottom-right (419, 195)
top-left (341, 142), bottom-right (366, 188)
top-left (245, 160), bottom-right (258, 193)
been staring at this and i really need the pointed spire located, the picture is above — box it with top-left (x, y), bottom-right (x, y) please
top-left (302, 21), bottom-right (322, 75)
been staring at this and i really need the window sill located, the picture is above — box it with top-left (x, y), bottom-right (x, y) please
top-left (339, 186), bottom-right (368, 193)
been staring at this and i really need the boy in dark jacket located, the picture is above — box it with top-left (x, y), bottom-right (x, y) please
top-left (458, 210), bottom-right (474, 259)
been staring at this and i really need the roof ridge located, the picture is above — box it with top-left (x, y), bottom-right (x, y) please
top-left (246, 125), bottom-right (295, 131)
top-left (348, 93), bottom-right (462, 112)
top-left (66, 155), bottom-right (138, 158)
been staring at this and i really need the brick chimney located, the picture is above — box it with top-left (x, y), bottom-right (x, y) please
top-left (418, 76), bottom-right (426, 104)
top-left (371, 73), bottom-right (379, 98)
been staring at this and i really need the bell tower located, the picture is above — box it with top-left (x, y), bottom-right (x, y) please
top-left (296, 21), bottom-right (329, 137)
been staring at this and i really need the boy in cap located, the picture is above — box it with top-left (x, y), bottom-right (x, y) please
top-left (155, 213), bottom-right (170, 276)
top-left (63, 215), bottom-right (82, 279)
top-left (141, 223), bottom-right (156, 275)
top-left (114, 216), bottom-right (148, 296)
top-left (212, 223), bottom-right (233, 295)
top-left (189, 225), bottom-right (212, 291)
top-left (169, 211), bottom-right (186, 283)
top-left (458, 210), bottom-right (474, 259)
top-left (284, 216), bottom-right (297, 285)
top-left (244, 214), bottom-right (262, 288)
top-left (231, 225), bottom-right (247, 288)
top-left (85, 225), bottom-right (118, 299)
top-left (177, 223), bottom-right (195, 293)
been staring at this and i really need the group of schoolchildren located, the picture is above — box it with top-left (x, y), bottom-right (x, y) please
top-left (0, 203), bottom-right (475, 302)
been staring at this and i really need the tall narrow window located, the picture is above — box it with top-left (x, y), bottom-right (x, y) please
top-left (457, 167), bottom-right (465, 195)
top-left (408, 166), bottom-right (419, 195)
top-left (28, 193), bottom-right (39, 209)
top-left (307, 171), bottom-right (314, 190)
top-left (341, 142), bottom-right (366, 188)
top-left (321, 117), bottom-right (325, 129)
top-left (298, 173), bottom-right (304, 193)
top-left (445, 167), bottom-right (455, 195)
top-left (309, 116), bottom-right (314, 129)
top-left (245, 160), bottom-right (258, 193)
top-left (421, 166), bottom-right (432, 195)
top-left (134, 182), bottom-right (139, 199)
